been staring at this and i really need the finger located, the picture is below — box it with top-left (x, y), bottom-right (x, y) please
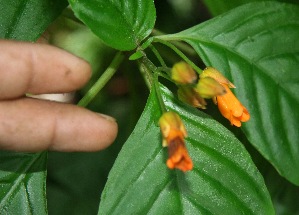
top-left (0, 98), bottom-right (118, 152)
top-left (0, 40), bottom-right (91, 99)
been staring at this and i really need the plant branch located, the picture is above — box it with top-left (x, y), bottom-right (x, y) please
top-left (78, 51), bottom-right (124, 107)
top-left (140, 56), bottom-right (167, 113)
top-left (153, 38), bottom-right (202, 74)
top-left (149, 44), bottom-right (167, 68)
top-left (153, 72), bottom-right (167, 113)
top-left (152, 29), bottom-right (197, 56)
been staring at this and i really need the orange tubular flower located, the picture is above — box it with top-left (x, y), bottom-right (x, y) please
top-left (201, 67), bottom-right (250, 127)
top-left (216, 85), bottom-right (250, 127)
top-left (159, 112), bottom-right (193, 172)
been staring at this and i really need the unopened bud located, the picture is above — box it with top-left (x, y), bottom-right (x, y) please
top-left (171, 62), bottom-right (197, 84)
top-left (159, 111), bottom-right (187, 147)
top-left (178, 87), bottom-right (207, 109)
top-left (195, 77), bottom-right (226, 99)
top-left (200, 67), bottom-right (235, 88)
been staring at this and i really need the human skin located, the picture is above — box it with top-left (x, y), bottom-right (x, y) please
top-left (0, 40), bottom-right (118, 152)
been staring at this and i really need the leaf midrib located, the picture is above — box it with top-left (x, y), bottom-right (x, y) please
top-left (0, 153), bottom-right (43, 210)
top-left (5, 0), bottom-right (30, 39)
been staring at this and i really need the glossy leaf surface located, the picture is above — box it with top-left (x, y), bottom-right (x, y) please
top-left (0, 152), bottom-right (47, 214)
top-left (69, 0), bottom-right (156, 51)
top-left (202, 0), bottom-right (298, 16)
top-left (98, 85), bottom-right (274, 215)
top-left (0, 0), bottom-right (68, 41)
top-left (157, 2), bottom-right (299, 185)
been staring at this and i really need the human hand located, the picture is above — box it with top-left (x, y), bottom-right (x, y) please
top-left (0, 40), bottom-right (118, 152)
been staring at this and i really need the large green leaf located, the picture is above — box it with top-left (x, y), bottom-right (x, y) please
top-left (0, 152), bottom-right (47, 214)
top-left (68, 0), bottom-right (156, 51)
top-left (0, 0), bottom-right (68, 41)
top-left (202, 0), bottom-right (299, 17)
top-left (98, 85), bottom-right (274, 214)
top-left (155, 2), bottom-right (299, 185)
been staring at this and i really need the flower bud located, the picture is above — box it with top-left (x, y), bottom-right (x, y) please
top-left (171, 62), bottom-right (197, 85)
top-left (178, 86), bottom-right (207, 109)
top-left (159, 112), bottom-right (187, 147)
top-left (195, 77), bottom-right (226, 99)
top-left (200, 67), bottom-right (235, 88)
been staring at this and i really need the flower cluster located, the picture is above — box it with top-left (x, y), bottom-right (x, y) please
top-left (172, 62), bottom-right (227, 109)
top-left (172, 62), bottom-right (250, 127)
top-left (200, 67), bottom-right (250, 127)
top-left (158, 62), bottom-right (250, 172)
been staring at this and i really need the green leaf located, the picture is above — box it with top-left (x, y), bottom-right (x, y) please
top-left (129, 51), bottom-right (143, 60)
top-left (202, 0), bottom-right (253, 17)
top-left (98, 85), bottom-right (274, 214)
top-left (0, 152), bottom-right (47, 214)
top-left (0, 0), bottom-right (68, 41)
top-left (68, 0), bottom-right (156, 51)
top-left (202, 0), bottom-right (299, 17)
top-left (156, 2), bottom-right (299, 185)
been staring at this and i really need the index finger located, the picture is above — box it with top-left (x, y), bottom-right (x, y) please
top-left (0, 40), bottom-right (91, 99)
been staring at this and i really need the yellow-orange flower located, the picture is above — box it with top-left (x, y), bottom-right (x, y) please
top-left (201, 67), bottom-right (250, 127)
top-left (159, 112), bottom-right (193, 172)
top-left (216, 85), bottom-right (250, 127)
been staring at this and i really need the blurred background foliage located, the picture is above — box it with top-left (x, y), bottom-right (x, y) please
top-left (46, 1), bottom-right (299, 214)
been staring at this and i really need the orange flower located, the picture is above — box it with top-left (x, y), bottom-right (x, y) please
top-left (166, 137), bottom-right (193, 172)
top-left (201, 67), bottom-right (250, 127)
top-left (159, 112), bottom-right (193, 172)
top-left (216, 85), bottom-right (250, 127)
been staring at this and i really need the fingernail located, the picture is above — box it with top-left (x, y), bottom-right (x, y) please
top-left (98, 113), bottom-right (116, 122)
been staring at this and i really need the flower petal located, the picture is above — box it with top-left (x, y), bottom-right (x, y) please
top-left (217, 85), bottom-right (250, 127)
top-left (166, 136), bottom-right (193, 172)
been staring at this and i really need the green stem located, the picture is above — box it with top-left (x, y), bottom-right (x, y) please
top-left (78, 52), bottom-right (124, 107)
top-left (154, 73), bottom-right (167, 113)
top-left (139, 56), bottom-right (155, 89)
top-left (152, 29), bottom-right (197, 57)
top-left (149, 44), bottom-right (167, 68)
top-left (140, 56), bottom-right (167, 113)
top-left (154, 39), bottom-right (203, 74)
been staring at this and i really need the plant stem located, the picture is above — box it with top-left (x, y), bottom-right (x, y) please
top-left (139, 56), bottom-right (155, 89)
top-left (152, 29), bottom-right (197, 57)
top-left (149, 44), bottom-right (167, 68)
top-left (78, 51), bottom-right (124, 107)
top-left (140, 56), bottom-right (167, 113)
top-left (153, 39), bottom-right (203, 74)
top-left (154, 72), bottom-right (167, 113)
